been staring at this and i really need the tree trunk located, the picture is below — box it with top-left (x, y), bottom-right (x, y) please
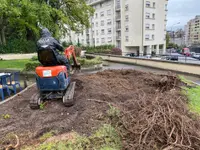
top-left (1, 27), bottom-right (6, 45)
top-left (0, 32), bottom-right (2, 45)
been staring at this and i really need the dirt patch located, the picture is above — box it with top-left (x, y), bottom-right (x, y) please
top-left (0, 69), bottom-right (200, 149)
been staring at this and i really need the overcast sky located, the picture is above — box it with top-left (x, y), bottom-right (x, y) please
top-left (167, 0), bottom-right (200, 30)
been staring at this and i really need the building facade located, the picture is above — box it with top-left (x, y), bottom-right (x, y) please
top-left (185, 16), bottom-right (200, 46)
top-left (62, 0), bottom-right (168, 56)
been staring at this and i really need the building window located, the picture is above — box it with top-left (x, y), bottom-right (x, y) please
top-left (125, 4), bottom-right (129, 11)
top-left (145, 34), bottom-right (150, 40)
top-left (126, 36), bottom-right (129, 42)
top-left (101, 20), bottom-right (104, 26)
top-left (152, 34), bottom-right (155, 40)
top-left (100, 11), bottom-right (104, 17)
top-left (153, 2), bottom-right (155, 8)
top-left (100, 2), bottom-right (104, 8)
top-left (101, 38), bottom-right (105, 43)
top-left (125, 15), bottom-right (129, 22)
top-left (145, 24), bottom-right (150, 29)
top-left (108, 37), bottom-right (112, 43)
top-left (96, 30), bottom-right (98, 36)
top-left (107, 9), bottom-right (111, 16)
top-left (125, 26), bottom-right (129, 32)
top-left (106, 0), bottom-right (111, 6)
top-left (101, 29), bottom-right (105, 35)
top-left (95, 13), bottom-right (98, 18)
top-left (146, 1), bottom-right (150, 7)
top-left (152, 24), bottom-right (155, 29)
top-left (152, 13), bottom-right (155, 19)
top-left (92, 30), bottom-right (94, 35)
top-left (165, 4), bottom-right (167, 10)
top-left (146, 13), bottom-right (150, 19)
top-left (108, 28), bottom-right (112, 34)
top-left (96, 22), bottom-right (98, 27)
top-left (97, 38), bottom-right (99, 43)
top-left (107, 19), bottom-right (112, 25)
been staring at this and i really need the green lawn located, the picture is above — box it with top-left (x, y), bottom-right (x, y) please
top-left (0, 59), bottom-right (31, 70)
top-left (179, 76), bottom-right (200, 114)
top-left (185, 86), bottom-right (200, 114)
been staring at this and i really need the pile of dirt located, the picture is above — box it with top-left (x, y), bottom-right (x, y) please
top-left (0, 69), bottom-right (200, 149)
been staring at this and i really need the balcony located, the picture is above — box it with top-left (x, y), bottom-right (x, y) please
top-left (86, 29), bottom-right (89, 35)
top-left (116, 15), bottom-right (121, 21)
top-left (116, 36), bottom-right (121, 41)
top-left (116, 5), bottom-right (121, 11)
top-left (87, 0), bottom-right (106, 5)
top-left (146, 5), bottom-right (156, 9)
top-left (116, 26), bottom-right (121, 30)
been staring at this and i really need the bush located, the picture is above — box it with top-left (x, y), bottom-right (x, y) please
top-left (24, 62), bottom-right (41, 71)
top-left (83, 45), bottom-right (115, 54)
top-left (77, 57), bottom-right (102, 67)
top-left (0, 39), bottom-right (37, 54)
top-left (111, 48), bottom-right (122, 55)
top-left (31, 56), bottom-right (38, 61)
top-left (62, 41), bottom-right (72, 48)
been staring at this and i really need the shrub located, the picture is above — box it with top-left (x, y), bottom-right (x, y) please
top-left (77, 57), bottom-right (102, 67)
top-left (0, 39), bottom-right (37, 54)
top-left (83, 45), bottom-right (115, 54)
top-left (31, 56), bottom-right (38, 61)
top-left (24, 62), bottom-right (41, 71)
top-left (111, 48), bottom-right (122, 55)
top-left (62, 41), bottom-right (73, 48)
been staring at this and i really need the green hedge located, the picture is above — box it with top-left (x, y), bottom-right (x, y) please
top-left (77, 57), bottom-right (102, 67)
top-left (0, 39), bottom-right (37, 54)
top-left (82, 45), bottom-right (115, 53)
top-left (24, 62), bottom-right (41, 71)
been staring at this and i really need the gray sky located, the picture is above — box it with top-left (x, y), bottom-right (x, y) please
top-left (167, 0), bottom-right (200, 30)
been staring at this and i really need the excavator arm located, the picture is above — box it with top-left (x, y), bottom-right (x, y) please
top-left (64, 45), bottom-right (81, 71)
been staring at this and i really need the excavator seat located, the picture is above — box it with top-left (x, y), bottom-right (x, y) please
top-left (38, 48), bottom-right (59, 66)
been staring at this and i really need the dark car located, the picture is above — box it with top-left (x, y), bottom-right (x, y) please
top-left (166, 55), bottom-right (179, 61)
top-left (125, 53), bottom-right (135, 57)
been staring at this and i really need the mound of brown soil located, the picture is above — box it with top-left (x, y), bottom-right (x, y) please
top-left (0, 70), bottom-right (200, 149)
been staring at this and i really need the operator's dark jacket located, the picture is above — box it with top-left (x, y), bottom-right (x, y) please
top-left (37, 28), bottom-right (70, 70)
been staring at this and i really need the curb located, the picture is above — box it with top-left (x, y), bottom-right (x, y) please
top-left (0, 83), bottom-right (36, 106)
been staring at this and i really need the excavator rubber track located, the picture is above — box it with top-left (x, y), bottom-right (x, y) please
top-left (63, 82), bottom-right (76, 107)
top-left (29, 92), bottom-right (42, 109)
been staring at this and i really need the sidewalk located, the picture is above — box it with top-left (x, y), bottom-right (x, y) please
top-left (0, 53), bottom-right (37, 60)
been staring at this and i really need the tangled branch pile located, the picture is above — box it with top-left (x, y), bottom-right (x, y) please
top-left (113, 75), bottom-right (200, 150)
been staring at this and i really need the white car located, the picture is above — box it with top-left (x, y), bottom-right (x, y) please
top-left (192, 53), bottom-right (200, 59)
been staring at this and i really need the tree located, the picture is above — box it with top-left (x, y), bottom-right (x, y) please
top-left (33, 0), bottom-right (94, 38)
top-left (166, 33), bottom-right (170, 48)
top-left (0, 0), bottom-right (94, 46)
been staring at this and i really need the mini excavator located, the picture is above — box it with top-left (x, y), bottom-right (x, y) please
top-left (30, 45), bottom-right (80, 109)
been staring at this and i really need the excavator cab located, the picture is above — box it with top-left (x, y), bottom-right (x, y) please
top-left (30, 45), bottom-right (80, 109)
top-left (38, 47), bottom-right (59, 66)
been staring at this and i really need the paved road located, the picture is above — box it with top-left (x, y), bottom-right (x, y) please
top-left (0, 53), bottom-right (37, 60)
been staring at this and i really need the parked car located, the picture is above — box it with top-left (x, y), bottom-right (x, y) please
top-left (125, 53), bottom-right (135, 57)
top-left (192, 53), bottom-right (200, 59)
top-left (166, 55), bottom-right (179, 61)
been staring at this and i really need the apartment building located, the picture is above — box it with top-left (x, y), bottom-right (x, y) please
top-left (62, 0), bottom-right (168, 56)
top-left (185, 15), bottom-right (200, 46)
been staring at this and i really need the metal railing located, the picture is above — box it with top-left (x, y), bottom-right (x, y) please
top-left (122, 52), bottom-right (200, 65)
